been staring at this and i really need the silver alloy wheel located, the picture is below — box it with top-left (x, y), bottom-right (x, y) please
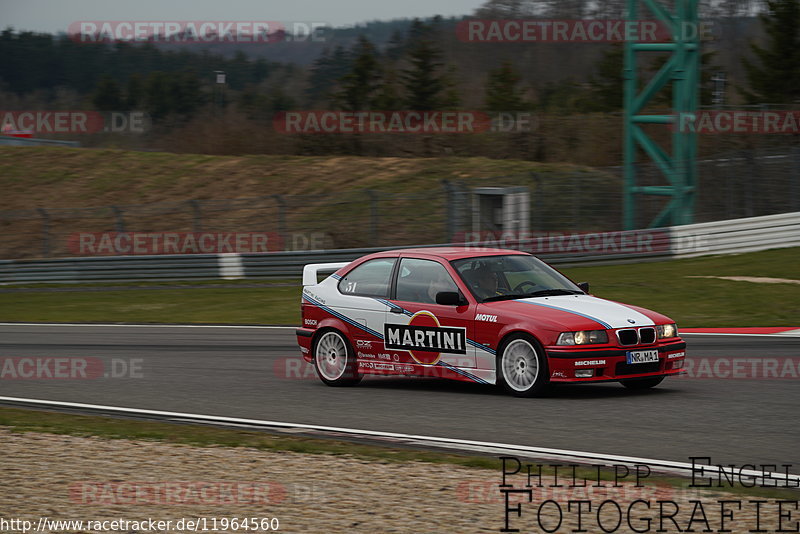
top-left (316, 331), bottom-right (348, 381)
top-left (501, 339), bottom-right (539, 392)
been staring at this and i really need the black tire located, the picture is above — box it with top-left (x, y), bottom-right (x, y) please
top-left (620, 376), bottom-right (665, 390)
top-left (496, 333), bottom-right (549, 397)
top-left (312, 329), bottom-right (362, 387)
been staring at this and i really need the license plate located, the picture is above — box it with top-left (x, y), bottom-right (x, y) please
top-left (626, 350), bottom-right (659, 364)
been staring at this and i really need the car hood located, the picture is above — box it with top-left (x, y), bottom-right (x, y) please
top-left (491, 294), bottom-right (657, 330)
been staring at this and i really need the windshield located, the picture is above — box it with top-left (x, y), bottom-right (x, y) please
top-left (451, 254), bottom-right (583, 303)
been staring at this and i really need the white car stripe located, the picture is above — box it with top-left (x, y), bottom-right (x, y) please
top-left (515, 295), bottom-right (654, 329)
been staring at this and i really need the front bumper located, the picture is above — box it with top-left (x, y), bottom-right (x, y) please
top-left (545, 340), bottom-right (686, 382)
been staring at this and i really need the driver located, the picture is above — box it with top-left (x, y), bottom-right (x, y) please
top-left (472, 266), bottom-right (507, 300)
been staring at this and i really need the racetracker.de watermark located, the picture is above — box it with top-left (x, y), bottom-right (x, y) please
top-left (676, 357), bottom-right (800, 379)
top-left (68, 21), bottom-right (327, 43)
top-left (0, 111), bottom-right (149, 135)
top-left (456, 229), bottom-right (671, 256)
top-left (273, 111), bottom-right (536, 134)
top-left (68, 232), bottom-right (283, 256)
top-left (0, 358), bottom-right (143, 380)
top-left (69, 481), bottom-right (326, 506)
top-left (69, 482), bottom-right (286, 505)
top-left (456, 19), bottom-right (716, 43)
top-left (675, 111), bottom-right (800, 134)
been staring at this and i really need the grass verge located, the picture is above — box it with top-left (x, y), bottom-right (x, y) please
top-left (1, 406), bottom-right (795, 499)
top-left (1, 248), bottom-right (798, 326)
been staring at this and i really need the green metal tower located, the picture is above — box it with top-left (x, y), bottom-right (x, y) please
top-left (623, 0), bottom-right (699, 229)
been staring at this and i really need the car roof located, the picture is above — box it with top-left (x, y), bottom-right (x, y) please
top-left (366, 247), bottom-right (529, 261)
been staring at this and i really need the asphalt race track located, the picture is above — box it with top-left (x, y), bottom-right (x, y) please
top-left (0, 324), bottom-right (797, 468)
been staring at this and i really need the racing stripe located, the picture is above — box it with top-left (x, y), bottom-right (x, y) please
top-left (303, 295), bottom-right (384, 340)
top-left (467, 338), bottom-right (496, 355)
top-left (307, 296), bottom-right (492, 381)
top-left (515, 299), bottom-right (613, 329)
top-left (375, 298), bottom-right (410, 316)
top-left (438, 361), bottom-right (490, 384)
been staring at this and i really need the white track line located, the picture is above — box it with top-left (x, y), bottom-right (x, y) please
top-left (0, 324), bottom-right (798, 337)
top-left (0, 396), bottom-right (797, 486)
top-left (0, 323), bottom-right (295, 329)
top-left (681, 332), bottom-right (800, 338)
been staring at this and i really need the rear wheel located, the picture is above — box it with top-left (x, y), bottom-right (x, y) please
top-left (497, 334), bottom-right (549, 397)
top-left (313, 330), bottom-right (362, 386)
top-left (621, 376), bottom-right (665, 390)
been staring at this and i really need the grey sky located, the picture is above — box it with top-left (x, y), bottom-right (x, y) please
top-left (1, 0), bottom-right (485, 34)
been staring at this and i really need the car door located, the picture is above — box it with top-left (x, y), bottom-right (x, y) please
top-left (384, 256), bottom-right (476, 369)
top-left (333, 257), bottom-right (397, 358)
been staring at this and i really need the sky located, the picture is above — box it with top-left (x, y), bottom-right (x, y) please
top-left (1, 0), bottom-right (485, 34)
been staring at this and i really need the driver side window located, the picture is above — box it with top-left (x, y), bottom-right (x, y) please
top-left (395, 258), bottom-right (458, 304)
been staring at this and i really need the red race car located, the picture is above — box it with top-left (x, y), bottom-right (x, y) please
top-left (296, 247), bottom-right (685, 397)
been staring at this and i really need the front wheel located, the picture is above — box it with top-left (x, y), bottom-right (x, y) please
top-left (313, 330), bottom-right (362, 386)
top-left (497, 334), bottom-right (549, 397)
top-left (620, 376), bottom-right (665, 390)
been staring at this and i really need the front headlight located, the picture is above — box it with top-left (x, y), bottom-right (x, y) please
top-left (657, 323), bottom-right (678, 339)
top-left (557, 330), bottom-right (608, 345)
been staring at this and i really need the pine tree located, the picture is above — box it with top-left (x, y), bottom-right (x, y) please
top-left (385, 29), bottom-right (405, 60)
top-left (92, 76), bottom-right (124, 111)
top-left (169, 72), bottom-right (204, 116)
top-left (306, 46), bottom-right (352, 105)
top-left (125, 74), bottom-right (143, 110)
top-left (742, 0), bottom-right (800, 104)
top-left (335, 36), bottom-right (382, 111)
top-left (586, 44), bottom-right (624, 112)
top-left (474, 0), bottom-right (530, 18)
top-left (485, 61), bottom-right (529, 112)
top-left (372, 67), bottom-right (402, 110)
top-left (143, 72), bottom-right (172, 120)
top-left (401, 20), bottom-right (452, 110)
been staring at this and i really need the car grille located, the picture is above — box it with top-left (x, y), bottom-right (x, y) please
top-left (617, 329), bottom-right (639, 345)
top-left (639, 327), bottom-right (656, 344)
top-left (616, 361), bottom-right (661, 375)
top-left (616, 327), bottom-right (657, 346)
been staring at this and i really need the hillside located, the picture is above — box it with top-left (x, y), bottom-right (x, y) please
top-left (0, 146), bottom-right (619, 258)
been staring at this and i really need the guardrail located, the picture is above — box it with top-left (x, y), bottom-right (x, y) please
top-left (670, 211), bottom-right (800, 258)
top-left (0, 135), bottom-right (80, 148)
top-left (0, 212), bottom-right (797, 284)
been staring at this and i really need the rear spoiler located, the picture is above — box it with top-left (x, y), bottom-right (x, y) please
top-left (302, 262), bottom-right (350, 286)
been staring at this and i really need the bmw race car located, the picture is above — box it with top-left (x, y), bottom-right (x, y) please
top-left (296, 247), bottom-right (686, 397)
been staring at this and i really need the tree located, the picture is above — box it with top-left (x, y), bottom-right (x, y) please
top-left (540, 0), bottom-right (587, 17)
top-left (586, 44), bottom-right (624, 112)
top-left (474, 0), bottom-right (532, 17)
top-left (485, 61), bottom-right (529, 111)
top-left (125, 74), bottom-right (143, 110)
top-left (306, 46), bottom-right (351, 105)
top-left (169, 71), bottom-right (204, 116)
top-left (335, 36), bottom-right (382, 110)
top-left (385, 29), bottom-right (406, 60)
top-left (742, 0), bottom-right (800, 104)
top-left (372, 67), bottom-right (402, 110)
top-left (401, 20), bottom-right (453, 110)
top-left (91, 76), bottom-right (123, 111)
top-left (144, 72), bottom-right (172, 120)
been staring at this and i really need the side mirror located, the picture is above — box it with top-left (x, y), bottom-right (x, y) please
top-left (577, 282), bottom-right (590, 293)
top-left (436, 291), bottom-right (466, 306)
